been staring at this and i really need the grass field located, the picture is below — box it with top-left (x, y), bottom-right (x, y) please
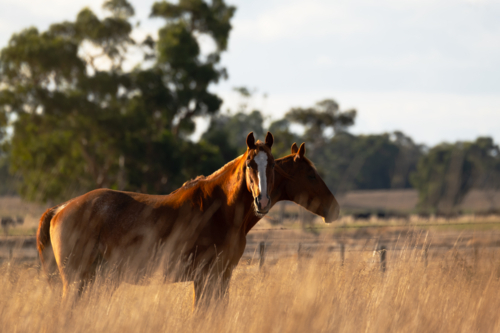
top-left (2, 233), bottom-right (500, 333)
top-left (2, 195), bottom-right (500, 332)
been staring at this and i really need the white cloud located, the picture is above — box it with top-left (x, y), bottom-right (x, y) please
top-left (234, 0), bottom-right (368, 41)
top-left (1, 0), bottom-right (103, 19)
top-left (315, 55), bottom-right (334, 67)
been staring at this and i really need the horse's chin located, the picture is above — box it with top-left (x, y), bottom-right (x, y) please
top-left (323, 205), bottom-right (340, 223)
top-left (253, 204), bottom-right (269, 217)
top-left (255, 211), bottom-right (268, 218)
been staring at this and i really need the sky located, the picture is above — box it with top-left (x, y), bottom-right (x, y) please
top-left (1, 0), bottom-right (499, 146)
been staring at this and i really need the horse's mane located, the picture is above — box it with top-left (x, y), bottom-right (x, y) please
top-left (273, 152), bottom-right (317, 183)
top-left (169, 141), bottom-right (272, 209)
top-left (303, 156), bottom-right (317, 170)
top-left (181, 175), bottom-right (206, 189)
top-left (179, 153), bottom-right (245, 190)
top-left (178, 140), bottom-right (274, 190)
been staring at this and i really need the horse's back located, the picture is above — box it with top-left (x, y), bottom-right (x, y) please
top-left (50, 189), bottom-right (164, 256)
top-left (54, 188), bottom-right (163, 224)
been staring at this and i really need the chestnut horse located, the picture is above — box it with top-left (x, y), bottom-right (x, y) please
top-left (242, 142), bottom-right (339, 234)
top-left (37, 132), bottom-right (275, 305)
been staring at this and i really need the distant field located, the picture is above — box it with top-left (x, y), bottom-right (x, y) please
top-left (0, 196), bottom-right (48, 236)
top-left (337, 189), bottom-right (500, 213)
top-left (0, 196), bottom-right (48, 218)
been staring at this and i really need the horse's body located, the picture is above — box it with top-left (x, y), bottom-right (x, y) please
top-left (37, 138), bottom-right (340, 307)
top-left (38, 133), bottom-right (275, 305)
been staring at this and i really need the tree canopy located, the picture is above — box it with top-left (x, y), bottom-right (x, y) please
top-left (411, 137), bottom-right (500, 214)
top-left (0, 0), bottom-right (234, 202)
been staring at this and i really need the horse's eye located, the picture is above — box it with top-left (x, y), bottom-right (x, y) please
top-left (308, 173), bottom-right (316, 180)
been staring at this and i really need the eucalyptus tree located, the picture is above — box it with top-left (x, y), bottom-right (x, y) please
top-left (0, 0), bottom-right (235, 202)
top-left (410, 137), bottom-right (500, 215)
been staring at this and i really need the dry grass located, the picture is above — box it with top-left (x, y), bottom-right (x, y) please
top-left (2, 237), bottom-right (500, 333)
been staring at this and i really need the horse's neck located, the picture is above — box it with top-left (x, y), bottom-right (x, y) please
top-left (214, 153), bottom-right (249, 207)
top-left (272, 158), bottom-right (294, 202)
top-left (217, 154), bottom-right (260, 234)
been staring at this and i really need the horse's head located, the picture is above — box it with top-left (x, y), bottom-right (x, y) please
top-left (245, 131), bottom-right (275, 216)
top-left (279, 142), bottom-right (340, 223)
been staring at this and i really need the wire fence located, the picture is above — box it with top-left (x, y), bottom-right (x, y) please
top-left (1, 222), bottom-right (500, 271)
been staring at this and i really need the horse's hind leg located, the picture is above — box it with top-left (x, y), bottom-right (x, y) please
top-left (50, 225), bottom-right (100, 300)
top-left (60, 255), bottom-right (100, 300)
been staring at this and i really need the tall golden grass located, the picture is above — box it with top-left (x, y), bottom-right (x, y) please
top-left (1, 238), bottom-right (500, 332)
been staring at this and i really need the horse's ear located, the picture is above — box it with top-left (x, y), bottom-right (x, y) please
top-left (294, 143), bottom-right (306, 162)
top-left (246, 132), bottom-right (256, 150)
top-left (265, 131), bottom-right (274, 149)
top-left (291, 143), bottom-right (298, 154)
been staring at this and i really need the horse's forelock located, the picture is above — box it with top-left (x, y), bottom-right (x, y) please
top-left (251, 142), bottom-right (272, 157)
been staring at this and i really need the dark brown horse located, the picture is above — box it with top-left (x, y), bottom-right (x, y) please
top-left (242, 142), bottom-right (339, 235)
top-left (37, 132), bottom-right (276, 305)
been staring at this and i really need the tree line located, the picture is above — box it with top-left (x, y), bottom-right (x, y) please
top-left (0, 0), bottom-right (499, 215)
top-left (201, 93), bottom-right (500, 215)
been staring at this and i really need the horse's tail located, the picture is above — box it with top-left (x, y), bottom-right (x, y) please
top-left (37, 207), bottom-right (57, 254)
top-left (37, 204), bottom-right (63, 280)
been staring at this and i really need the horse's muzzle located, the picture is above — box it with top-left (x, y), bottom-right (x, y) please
top-left (255, 194), bottom-right (270, 214)
top-left (323, 205), bottom-right (340, 223)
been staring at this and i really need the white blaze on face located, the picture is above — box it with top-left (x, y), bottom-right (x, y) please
top-left (254, 151), bottom-right (269, 209)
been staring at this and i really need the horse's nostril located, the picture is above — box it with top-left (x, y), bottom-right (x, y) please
top-left (259, 196), bottom-right (269, 210)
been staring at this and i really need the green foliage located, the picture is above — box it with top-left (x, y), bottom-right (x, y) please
top-left (0, 0), bottom-right (234, 202)
top-left (206, 97), bottom-right (421, 195)
top-left (303, 131), bottom-right (422, 193)
top-left (410, 137), bottom-right (500, 214)
top-left (277, 98), bottom-right (422, 193)
top-left (285, 99), bottom-right (356, 154)
top-left (151, 0), bottom-right (236, 136)
top-left (268, 119), bottom-right (300, 158)
top-left (0, 153), bottom-right (20, 196)
top-left (201, 86), bottom-right (267, 160)
top-left (201, 110), bottom-right (265, 159)
top-left (103, 0), bottom-right (135, 18)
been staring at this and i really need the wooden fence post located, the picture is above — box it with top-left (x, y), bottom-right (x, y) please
top-left (280, 202), bottom-right (286, 224)
top-left (380, 245), bottom-right (387, 273)
top-left (259, 241), bottom-right (265, 269)
top-left (424, 246), bottom-right (428, 269)
top-left (340, 243), bottom-right (345, 266)
top-left (297, 243), bottom-right (302, 271)
top-left (474, 244), bottom-right (478, 272)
